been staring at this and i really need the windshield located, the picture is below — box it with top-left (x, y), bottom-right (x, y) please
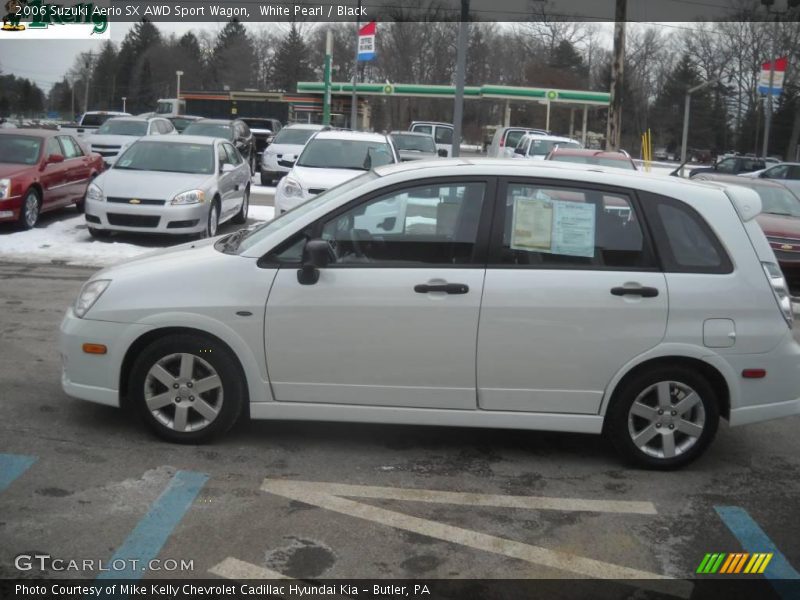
top-left (273, 127), bottom-right (317, 145)
top-left (550, 154), bottom-right (635, 170)
top-left (391, 134), bottom-right (436, 153)
top-left (298, 139), bottom-right (394, 170)
top-left (183, 122), bottom-right (232, 139)
top-left (81, 113), bottom-right (118, 127)
top-left (241, 118), bottom-right (272, 130)
top-left (754, 185), bottom-right (800, 218)
top-left (96, 120), bottom-right (148, 136)
top-left (156, 102), bottom-right (173, 115)
top-left (530, 140), bottom-right (581, 156)
top-left (0, 135), bottom-right (42, 165)
top-left (115, 141), bottom-right (214, 174)
top-left (169, 118), bottom-right (196, 133)
top-left (233, 172), bottom-right (378, 254)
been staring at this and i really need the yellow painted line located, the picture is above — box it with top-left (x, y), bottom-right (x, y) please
top-left (758, 553), bottom-right (773, 574)
top-left (743, 554), bottom-right (759, 574)
top-left (734, 553), bottom-right (749, 573)
top-left (720, 554), bottom-right (736, 574)
top-left (261, 479), bottom-right (692, 598)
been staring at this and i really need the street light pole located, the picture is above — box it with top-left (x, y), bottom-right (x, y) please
top-left (451, 0), bottom-right (469, 158)
top-left (176, 70), bottom-right (184, 114)
top-left (350, 0), bottom-right (362, 130)
top-left (121, 96), bottom-right (126, 112)
top-left (762, 14), bottom-right (779, 157)
top-left (680, 78), bottom-right (720, 174)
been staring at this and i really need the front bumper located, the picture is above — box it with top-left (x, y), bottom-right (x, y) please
top-left (0, 195), bottom-right (22, 222)
top-left (60, 308), bottom-right (149, 407)
top-left (85, 197), bottom-right (209, 235)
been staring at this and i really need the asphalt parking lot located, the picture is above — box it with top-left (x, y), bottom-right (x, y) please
top-left (1, 261), bottom-right (799, 595)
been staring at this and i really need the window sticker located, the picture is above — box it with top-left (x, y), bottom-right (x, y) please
top-left (511, 196), bottom-right (596, 258)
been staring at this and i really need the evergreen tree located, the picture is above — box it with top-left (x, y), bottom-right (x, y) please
top-left (210, 21), bottom-right (257, 89)
top-left (91, 41), bottom-right (119, 110)
top-left (272, 23), bottom-right (313, 93)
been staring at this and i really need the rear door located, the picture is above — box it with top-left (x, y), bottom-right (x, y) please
top-left (57, 135), bottom-right (91, 206)
top-left (477, 179), bottom-right (668, 414)
top-left (40, 137), bottom-right (67, 209)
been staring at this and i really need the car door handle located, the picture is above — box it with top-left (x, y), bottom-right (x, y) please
top-left (414, 283), bottom-right (469, 294)
top-left (610, 286), bottom-right (659, 298)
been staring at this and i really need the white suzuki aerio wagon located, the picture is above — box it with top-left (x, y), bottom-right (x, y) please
top-left (61, 160), bottom-right (800, 469)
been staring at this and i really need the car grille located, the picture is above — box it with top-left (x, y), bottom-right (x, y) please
top-left (308, 188), bottom-right (327, 195)
top-left (107, 197), bottom-right (166, 206)
top-left (107, 214), bottom-right (160, 228)
top-left (90, 144), bottom-right (122, 158)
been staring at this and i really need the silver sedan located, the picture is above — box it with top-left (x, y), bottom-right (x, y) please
top-left (84, 135), bottom-right (251, 238)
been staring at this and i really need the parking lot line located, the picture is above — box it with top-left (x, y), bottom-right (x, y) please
top-left (715, 506), bottom-right (799, 599)
top-left (0, 453), bottom-right (37, 492)
top-left (262, 478), bottom-right (692, 597)
top-left (95, 470), bottom-right (209, 581)
top-left (210, 557), bottom-right (289, 579)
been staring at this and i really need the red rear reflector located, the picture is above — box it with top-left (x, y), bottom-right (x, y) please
top-left (742, 369), bottom-right (766, 379)
top-left (82, 343), bottom-right (107, 355)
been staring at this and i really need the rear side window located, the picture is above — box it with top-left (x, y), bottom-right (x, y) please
top-left (639, 192), bottom-right (733, 274)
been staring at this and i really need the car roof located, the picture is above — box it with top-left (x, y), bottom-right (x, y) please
top-left (136, 135), bottom-right (217, 145)
top-left (411, 121), bottom-right (452, 127)
top-left (550, 148), bottom-right (631, 159)
top-left (283, 123), bottom-right (327, 130)
top-left (695, 173), bottom-right (795, 189)
top-left (520, 133), bottom-right (578, 142)
top-left (190, 118), bottom-right (235, 125)
top-left (390, 131), bottom-right (433, 137)
top-left (169, 115), bottom-right (202, 120)
top-left (311, 130), bottom-right (390, 142)
top-left (0, 128), bottom-right (59, 138)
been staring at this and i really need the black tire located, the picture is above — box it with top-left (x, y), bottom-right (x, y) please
top-left (75, 200), bottom-right (85, 214)
top-left (260, 172), bottom-right (273, 186)
top-left (249, 152), bottom-right (256, 176)
top-left (128, 333), bottom-right (245, 443)
top-left (231, 185), bottom-right (249, 224)
top-left (605, 366), bottom-right (719, 470)
top-left (17, 188), bottom-right (40, 230)
top-left (200, 199), bottom-right (220, 239)
top-left (88, 227), bottom-right (111, 239)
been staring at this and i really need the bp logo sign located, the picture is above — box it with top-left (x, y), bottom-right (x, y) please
top-left (547, 90), bottom-right (558, 101)
top-left (383, 84), bottom-right (394, 94)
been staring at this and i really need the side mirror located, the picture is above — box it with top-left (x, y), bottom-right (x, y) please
top-left (297, 239), bottom-right (336, 285)
top-left (437, 148), bottom-right (448, 157)
top-left (220, 163), bottom-right (236, 174)
top-left (514, 147), bottom-right (525, 155)
top-left (46, 153), bottom-right (65, 164)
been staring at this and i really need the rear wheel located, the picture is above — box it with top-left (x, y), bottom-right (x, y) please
top-left (17, 188), bottom-right (40, 230)
top-left (605, 366), bottom-right (719, 469)
top-left (260, 172), bottom-right (273, 186)
top-left (128, 334), bottom-right (245, 443)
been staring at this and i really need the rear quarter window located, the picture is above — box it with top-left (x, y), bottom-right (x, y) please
top-left (639, 192), bottom-right (733, 274)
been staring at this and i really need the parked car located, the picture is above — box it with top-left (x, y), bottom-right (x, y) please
top-left (167, 115), bottom-right (203, 133)
top-left (512, 133), bottom-right (582, 160)
top-left (83, 135), bottom-right (250, 239)
top-left (61, 160), bottom-right (799, 469)
top-left (487, 126), bottom-right (550, 158)
top-left (274, 130), bottom-right (398, 214)
top-left (240, 117), bottom-right (282, 163)
top-left (59, 110), bottom-right (131, 138)
top-left (693, 174), bottom-right (800, 295)
top-left (742, 161), bottom-right (800, 181)
top-left (546, 148), bottom-right (636, 170)
top-left (409, 121), bottom-right (454, 157)
top-left (689, 155), bottom-right (766, 178)
top-left (389, 131), bottom-right (446, 161)
top-left (0, 129), bottom-right (104, 229)
top-left (87, 116), bottom-right (177, 167)
top-left (259, 124), bottom-right (329, 186)
top-left (182, 118), bottom-right (257, 175)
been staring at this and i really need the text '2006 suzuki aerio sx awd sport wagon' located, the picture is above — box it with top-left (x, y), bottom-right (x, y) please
top-left (60, 160), bottom-right (800, 469)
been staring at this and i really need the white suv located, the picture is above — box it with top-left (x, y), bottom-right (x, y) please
top-left (60, 160), bottom-right (799, 469)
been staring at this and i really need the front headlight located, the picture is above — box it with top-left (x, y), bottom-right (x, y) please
top-left (171, 190), bottom-right (205, 205)
top-left (86, 182), bottom-right (103, 202)
top-left (283, 178), bottom-right (303, 198)
top-left (74, 279), bottom-right (111, 319)
top-left (0, 178), bottom-right (10, 199)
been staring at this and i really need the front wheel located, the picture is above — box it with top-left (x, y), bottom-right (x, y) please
top-left (605, 366), bottom-right (719, 470)
top-left (128, 334), bottom-right (245, 443)
top-left (88, 227), bottom-right (111, 239)
top-left (200, 201), bottom-right (220, 238)
top-left (232, 186), bottom-right (249, 224)
top-left (18, 188), bottom-right (41, 230)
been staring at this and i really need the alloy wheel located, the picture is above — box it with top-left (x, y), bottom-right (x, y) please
top-left (24, 193), bottom-right (39, 228)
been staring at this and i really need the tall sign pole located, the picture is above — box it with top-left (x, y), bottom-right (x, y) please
top-left (350, 0), bottom-right (362, 130)
top-left (323, 31), bottom-right (333, 126)
top-left (606, 0), bottom-right (626, 151)
top-left (451, 0), bottom-right (469, 158)
top-left (763, 14), bottom-right (779, 157)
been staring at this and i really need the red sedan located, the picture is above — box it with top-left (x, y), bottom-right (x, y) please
top-left (0, 129), bottom-right (104, 229)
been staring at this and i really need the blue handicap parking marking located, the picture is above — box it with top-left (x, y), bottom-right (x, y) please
top-left (96, 470), bottom-right (209, 581)
top-left (715, 505), bottom-right (800, 600)
top-left (0, 453), bottom-right (37, 492)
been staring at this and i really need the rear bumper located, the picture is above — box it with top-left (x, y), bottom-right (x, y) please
top-left (0, 195), bottom-right (22, 222)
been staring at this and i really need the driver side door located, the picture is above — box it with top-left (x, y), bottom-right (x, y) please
top-left (264, 178), bottom-right (495, 409)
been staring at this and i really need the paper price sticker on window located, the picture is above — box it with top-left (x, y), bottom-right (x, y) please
top-left (511, 197), bottom-right (596, 258)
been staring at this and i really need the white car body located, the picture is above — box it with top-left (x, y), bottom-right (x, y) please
top-left (274, 130), bottom-right (398, 214)
top-left (61, 159), bottom-right (800, 467)
top-left (511, 134), bottom-right (582, 160)
top-left (87, 116), bottom-right (177, 166)
top-left (487, 127), bottom-right (550, 158)
top-left (409, 122), bottom-right (453, 157)
top-left (260, 124), bottom-right (328, 183)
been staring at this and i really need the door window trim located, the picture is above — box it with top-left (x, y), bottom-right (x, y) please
top-left (486, 177), bottom-right (661, 272)
top-left (259, 176), bottom-right (498, 269)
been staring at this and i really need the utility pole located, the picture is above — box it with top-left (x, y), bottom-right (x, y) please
top-left (451, 0), bottom-right (469, 158)
top-left (350, 0), bottom-right (362, 130)
top-left (70, 79), bottom-right (75, 120)
top-left (680, 78), bottom-right (720, 175)
top-left (323, 31), bottom-right (333, 125)
top-left (82, 51), bottom-right (94, 114)
top-left (762, 12), bottom-right (779, 157)
top-left (176, 70), bottom-right (183, 101)
top-left (605, 0), bottom-right (627, 151)
top-left (121, 97), bottom-right (126, 112)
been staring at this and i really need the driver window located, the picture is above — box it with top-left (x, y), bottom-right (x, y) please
top-left (716, 159), bottom-right (735, 173)
top-left (320, 182), bottom-right (486, 265)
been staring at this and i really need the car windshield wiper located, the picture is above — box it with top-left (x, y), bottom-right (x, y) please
top-left (219, 226), bottom-right (256, 253)
top-left (112, 166), bottom-right (145, 170)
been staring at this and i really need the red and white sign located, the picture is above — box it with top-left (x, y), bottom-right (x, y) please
top-left (357, 21), bottom-right (376, 62)
top-left (758, 56), bottom-right (788, 95)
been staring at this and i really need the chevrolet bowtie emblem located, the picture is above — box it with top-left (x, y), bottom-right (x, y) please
top-left (781, 244), bottom-right (793, 250)
top-left (129, 198), bottom-right (141, 204)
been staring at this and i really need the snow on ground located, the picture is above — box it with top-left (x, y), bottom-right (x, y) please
top-left (0, 205), bottom-right (275, 269)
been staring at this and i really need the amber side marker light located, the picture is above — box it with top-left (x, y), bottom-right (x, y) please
top-left (82, 343), bottom-right (107, 355)
top-left (742, 369), bottom-right (766, 379)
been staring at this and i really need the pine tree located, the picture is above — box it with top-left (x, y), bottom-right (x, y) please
top-left (272, 23), bottom-right (313, 93)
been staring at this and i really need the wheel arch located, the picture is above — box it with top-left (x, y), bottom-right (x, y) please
top-left (601, 351), bottom-right (732, 422)
top-left (119, 325), bottom-right (258, 414)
